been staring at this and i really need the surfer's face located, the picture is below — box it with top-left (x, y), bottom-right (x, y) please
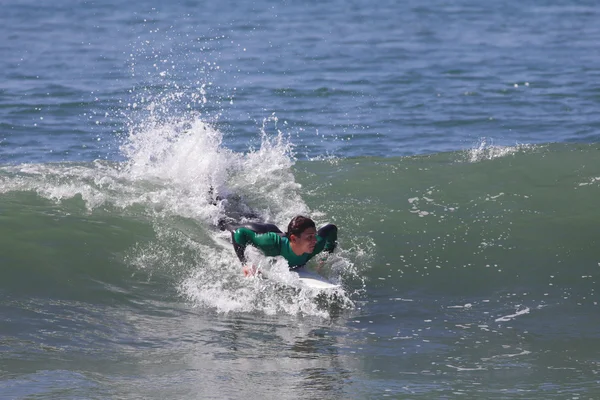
top-left (293, 227), bottom-right (317, 254)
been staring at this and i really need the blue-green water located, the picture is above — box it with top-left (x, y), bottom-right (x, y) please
top-left (1, 0), bottom-right (600, 398)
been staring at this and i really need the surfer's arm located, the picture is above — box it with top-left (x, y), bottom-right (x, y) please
top-left (309, 224), bottom-right (338, 272)
top-left (231, 228), bottom-right (249, 263)
top-left (317, 224), bottom-right (338, 253)
top-left (231, 228), bottom-right (282, 263)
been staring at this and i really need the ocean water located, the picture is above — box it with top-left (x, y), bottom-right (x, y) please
top-left (1, 0), bottom-right (600, 398)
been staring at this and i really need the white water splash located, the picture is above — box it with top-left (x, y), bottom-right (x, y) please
top-left (495, 306), bottom-right (530, 322)
top-left (1, 112), bottom-right (356, 317)
top-left (464, 138), bottom-right (535, 163)
top-left (407, 188), bottom-right (458, 218)
top-left (120, 112), bottom-right (356, 316)
top-left (578, 176), bottom-right (600, 187)
top-left (178, 247), bottom-right (351, 317)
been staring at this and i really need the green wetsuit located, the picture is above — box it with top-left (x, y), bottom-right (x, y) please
top-left (231, 223), bottom-right (337, 268)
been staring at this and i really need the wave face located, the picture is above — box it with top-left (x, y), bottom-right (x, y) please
top-left (2, 130), bottom-right (600, 398)
top-left (3, 139), bottom-right (598, 304)
top-left (304, 143), bottom-right (600, 297)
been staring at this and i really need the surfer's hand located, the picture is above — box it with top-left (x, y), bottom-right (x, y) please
top-left (315, 255), bottom-right (327, 272)
top-left (315, 261), bottom-right (323, 273)
top-left (242, 265), bottom-right (258, 277)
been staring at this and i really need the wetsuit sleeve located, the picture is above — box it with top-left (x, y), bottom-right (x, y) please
top-left (231, 228), bottom-right (282, 263)
top-left (317, 224), bottom-right (337, 253)
top-left (300, 224), bottom-right (338, 265)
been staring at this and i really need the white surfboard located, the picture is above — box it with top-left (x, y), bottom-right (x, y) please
top-left (292, 266), bottom-right (340, 290)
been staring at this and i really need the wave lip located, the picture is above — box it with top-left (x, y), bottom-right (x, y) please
top-left (463, 137), bottom-right (536, 163)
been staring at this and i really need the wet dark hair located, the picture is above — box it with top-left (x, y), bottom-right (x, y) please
top-left (286, 215), bottom-right (316, 238)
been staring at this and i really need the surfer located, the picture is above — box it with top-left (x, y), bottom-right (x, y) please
top-left (229, 215), bottom-right (337, 276)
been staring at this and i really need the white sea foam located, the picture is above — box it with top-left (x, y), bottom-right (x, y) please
top-left (578, 176), bottom-right (600, 187)
top-left (495, 306), bottom-right (530, 322)
top-left (464, 138), bottom-right (535, 163)
top-left (407, 187), bottom-right (458, 218)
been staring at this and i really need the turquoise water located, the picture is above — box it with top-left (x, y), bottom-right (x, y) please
top-left (1, 0), bottom-right (600, 398)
